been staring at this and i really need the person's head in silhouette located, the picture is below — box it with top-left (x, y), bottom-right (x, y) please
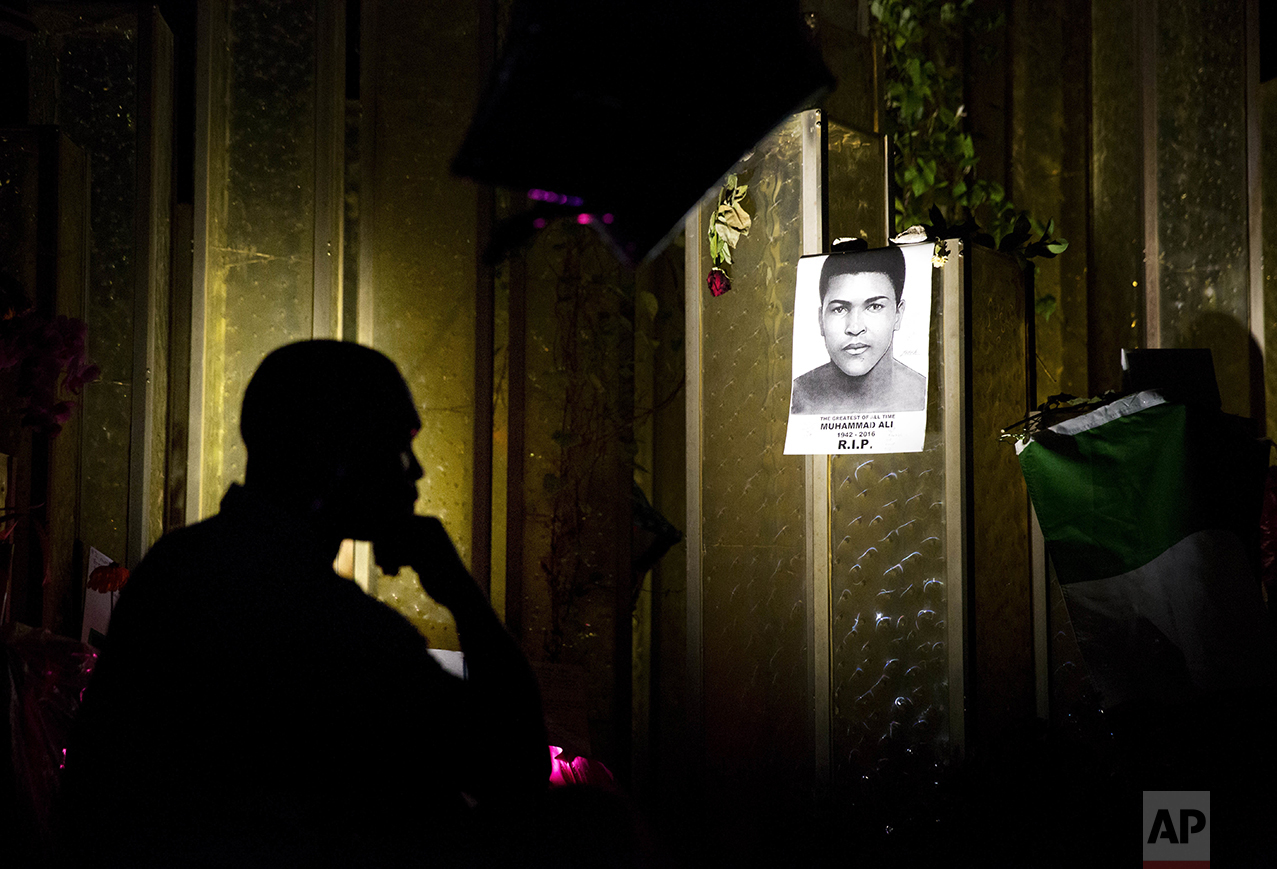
top-left (239, 340), bottom-right (423, 543)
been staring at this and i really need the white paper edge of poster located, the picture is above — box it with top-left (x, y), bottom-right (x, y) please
top-left (81, 545), bottom-right (118, 645)
top-left (783, 242), bottom-right (934, 455)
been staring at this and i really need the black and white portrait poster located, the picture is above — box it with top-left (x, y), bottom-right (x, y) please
top-left (783, 242), bottom-right (934, 455)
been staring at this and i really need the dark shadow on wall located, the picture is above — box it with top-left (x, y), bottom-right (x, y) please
top-left (1178, 312), bottom-right (1265, 429)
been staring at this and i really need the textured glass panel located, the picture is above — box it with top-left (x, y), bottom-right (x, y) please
top-left (81, 383), bottom-right (132, 558)
top-left (826, 123), bottom-right (887, 248)
top-left (0, 131), bottom-right (38, 303)
top-left (520, 224), bottom-right (632, 754)
top-left (343, 99), bottom-right (361, 344)
top-left (829, 263), bottom-right (949, 797)
top-left (1090, 0), bottom-right (1145, 391)
top-left (700, 116), bottom-right (810, 788)
top-left (1264, 80), bottom-right (1277, 439)
top-left (146, 18), bottom-right (173, 551)
top-left (1010, 1), bottom-right (1090, 402)
top-left (1154, 0), bottom-right (1250, 416)
top-left (647, 235), bottom-right (689, 805)
top-left (148, 257), bottom-right (169, 552)
top-left (365, 1), bottom-right (480, 647)
top-left (202, 0), bottom-right (316, 518)
top-left (47, 138), bottom-right (90, 634)
top-left (967, 246), bottom-right (1033, 737)
top-left (491, 251), bottom-right (510, 621)
top-left (810, 7), bottom-right (878, 135)
top-left (44, 15), bottom-right (139, 560)
top-left (0, 130), bottom-right (89, 633)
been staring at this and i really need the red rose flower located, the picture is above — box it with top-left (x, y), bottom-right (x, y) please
top-left (88, 562), bottom-right (129, 593)
top-left (707, 268), bottom-right (731, 297)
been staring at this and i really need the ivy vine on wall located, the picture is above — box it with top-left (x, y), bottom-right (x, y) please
top-left (870, 0), bottom-right (1067, 316)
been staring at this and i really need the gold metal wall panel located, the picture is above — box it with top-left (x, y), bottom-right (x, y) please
top-left (827, 247), bottom-right (1033, 788)
top-left (1089, 0), bottom-right (1146, 392)
top-left (810, 8), bottom-right (879, 136)
top-left (0, 130), bottom-right (89, 634)
top-left (36, 13), bottom-right (141, 561)
top-left (828, 262), bottom-right (951, 791)
top-left (967, 246), bottom-right (1033, 742)
top-left (1009, 0), bottom-right (1090, 402)
top-left (490, 250), bottom-right (511, 619)
top-left (363, 0), bottom-right (481, 646)
top-left (518, 225), bottom-right (632, 745)
top-left (200, 0), bottom-right (317, 518)
top-left (48, 138), bottom-right (90, 634)
top-left (1264, 79), bottom-right (1277, 438)
top-left (0, 132), bottom-right (39, 317)
top-left (699, 115), bottom-right (811, 788)
top-left (646, 236), bottom-right (689, 810)
top-left (1153, 0), bottom-right (1252, 417)
top-left (825, 123), bottom-right (887, 248)
top-left (141, 8), bottom-right (174, 554)
top-left (148, 261), bottom-right (169, 554)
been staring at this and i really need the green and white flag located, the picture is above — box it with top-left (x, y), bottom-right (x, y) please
top-left (1017, 391), bottom-right (1276, 707)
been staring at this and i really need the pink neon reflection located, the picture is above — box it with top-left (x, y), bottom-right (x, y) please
top-left (527, 188), bottom-right (584, 207)
top-left (548, 745), bottom-right (616, 789)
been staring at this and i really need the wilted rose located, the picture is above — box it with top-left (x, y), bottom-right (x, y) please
top-left (706, 268), bottom-right (731, 297)
top-left (88, 562), bottom-right (129, 593)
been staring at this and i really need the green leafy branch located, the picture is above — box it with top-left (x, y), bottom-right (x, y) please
top-left (870, 0), bottom-right (1067, 316)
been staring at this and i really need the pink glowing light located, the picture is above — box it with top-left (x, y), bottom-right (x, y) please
top-left (602, 213), bottom-right (614, 224)
top-left (533, 218), bottom-right (547, 229)
top-left (548, 745), bottom-right (616, 789)
top-left (576, 213), bottom-right (592, 225)
top-left (527, 188), bottom-right (583, 207)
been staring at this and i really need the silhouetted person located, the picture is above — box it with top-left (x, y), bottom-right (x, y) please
top-left (790, 245), bottom-right (926, 414)
top-left (58, 340), bottom-right (547, 867)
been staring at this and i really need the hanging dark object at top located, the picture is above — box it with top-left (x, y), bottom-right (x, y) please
top-left (453, 0), bottom-right (834, 265)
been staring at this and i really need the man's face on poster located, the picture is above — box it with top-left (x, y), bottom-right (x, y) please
top-left (818, 270), bottom-right (904, 378)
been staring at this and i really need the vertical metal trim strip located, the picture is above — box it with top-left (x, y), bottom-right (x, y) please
top-left (504, 256), bottom-right (527, 641)
top-left (166, 203), bottom-right (194, 530)
top-left (353, 0), bottom-right (379, 593)
top-left (800, 109), bottom-right (831, 786)
top-left (1138, 0), bottom-right (1160, 348)
top-left (356, 0), bottom-right (377, 350)
top-left (312, 0), bottom-right (345, 340)
top-left (77, 148), bottom-right (93, 545)
top-left (943, 241), bottom-right (966, 758)
top-left (1246, 0), bottom-right (1264, 374)
top-left (128, 9), bottom-right (165, 566)
top-left (187, 0), bottom-right (220, 527)
top-left (470, 0), bottom-right (497, 597)
top-left (1030, 503), bottom-right (1049, 719)
top-left (684, 206), bottom-right (704, 763)
top-left (879, 135), bottom-right (891, 241)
